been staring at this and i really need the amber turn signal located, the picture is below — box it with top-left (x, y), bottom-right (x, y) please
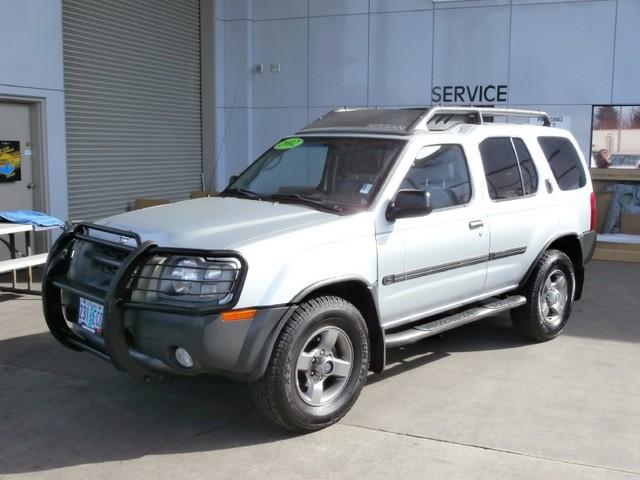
top-left (221, 309), bottom-right (257, 322)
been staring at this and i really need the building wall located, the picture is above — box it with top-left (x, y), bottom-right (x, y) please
top-left (2, 0), bottom-right (637, 205)
top-left (215, 0), bottom-right (637, 189)
top-left (0, 0), bottom-right (68, 220)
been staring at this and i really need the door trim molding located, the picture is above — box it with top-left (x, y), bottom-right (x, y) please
top-left (382, 246), bottom-right (527, 286)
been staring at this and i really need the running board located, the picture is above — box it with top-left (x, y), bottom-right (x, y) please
top-left (384, 295), bottom-right (526, 348)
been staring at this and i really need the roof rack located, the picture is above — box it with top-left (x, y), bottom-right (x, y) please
top-left (297, 107), bottom-right (552, 136)
top-left (412, 107), bottom-right (552, 131)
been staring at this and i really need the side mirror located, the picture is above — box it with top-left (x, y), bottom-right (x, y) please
top-left (386, 190), bottom-right (432, 222)
top-left (228, 175), bottom-right (239, 186)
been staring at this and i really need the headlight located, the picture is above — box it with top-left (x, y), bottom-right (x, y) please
top-left (132, 254), bottom-right (243, 306)
top-left (170, 258), bottom-right (201, 294)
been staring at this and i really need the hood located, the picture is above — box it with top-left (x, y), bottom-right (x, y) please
top-left (99, 196), bottom-right (339, 249)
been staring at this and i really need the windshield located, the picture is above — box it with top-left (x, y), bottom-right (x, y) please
top-left (223, 137), bottom-right (406, 212)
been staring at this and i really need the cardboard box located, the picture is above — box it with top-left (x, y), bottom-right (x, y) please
top-left (131, 198), bottom-right (170, 210)
top-left (621, 213), bottom-right (640, 235)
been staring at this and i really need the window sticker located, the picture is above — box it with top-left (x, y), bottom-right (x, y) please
top-left (360, 183), bottom-right (373, 194)
top-left (274, 138), bottom-right (304, 150)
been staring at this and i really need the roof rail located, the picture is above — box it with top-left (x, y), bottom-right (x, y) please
top-left (410, 107), bottom-right (552, 131)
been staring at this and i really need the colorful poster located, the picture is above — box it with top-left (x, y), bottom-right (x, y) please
top-left (0, 140), bottom-right (21, 182)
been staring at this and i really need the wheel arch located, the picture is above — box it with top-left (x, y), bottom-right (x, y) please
top-left (292, 277), bottom-right (385, 374)
top-left (520, 234), bottom-right (585, 300)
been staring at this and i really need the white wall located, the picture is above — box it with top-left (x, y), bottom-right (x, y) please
top-left (215, 0), bottom-right (635, 187)
top-left (0, 0), bottom-right (68, 221)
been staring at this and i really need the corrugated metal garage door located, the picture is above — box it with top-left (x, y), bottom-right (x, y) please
top-left (63, 0), bottom-right (202, 221)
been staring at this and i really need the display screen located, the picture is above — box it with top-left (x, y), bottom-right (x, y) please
top-left (591, 106), bottom-right (640, 170)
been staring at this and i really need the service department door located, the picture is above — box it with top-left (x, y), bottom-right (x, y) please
top-left (63, 0), bottom-right (203, 221)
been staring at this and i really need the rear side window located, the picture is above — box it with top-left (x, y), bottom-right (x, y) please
top-left (538, 136), bottom-right (586, 191)
top-left (479, 138), bottom-right (523, 199)
top-left (513, 138), bottom-right (538, 195)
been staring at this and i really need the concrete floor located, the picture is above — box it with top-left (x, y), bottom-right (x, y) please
top-left (0, 261), bottom-right (639, 479)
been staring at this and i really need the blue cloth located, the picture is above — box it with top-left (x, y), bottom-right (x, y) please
top-left (0, 210), bottom-right (64, 228)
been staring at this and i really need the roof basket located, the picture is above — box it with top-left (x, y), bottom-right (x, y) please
top-left (297, 106), bottom-right (552, 136)
top-left (411, 107), bottom-right (552, 131)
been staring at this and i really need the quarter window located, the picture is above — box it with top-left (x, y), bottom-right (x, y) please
top-left (538, 136), bottom-right (586, 191)
top-left (400, 144), bottom-right (471, 210)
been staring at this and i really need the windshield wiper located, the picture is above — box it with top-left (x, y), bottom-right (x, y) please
top-left (221, 187), bottom-right (261, 199)
top-left (268, 193), bottom-right (343, 213)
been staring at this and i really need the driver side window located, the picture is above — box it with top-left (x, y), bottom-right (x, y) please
top-left (400, 144), bottom-right (472, 210)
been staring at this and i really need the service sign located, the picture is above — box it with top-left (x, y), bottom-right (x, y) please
top-left (431, 85), bottom-right (508, 104)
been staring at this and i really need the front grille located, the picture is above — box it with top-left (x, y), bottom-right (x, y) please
top-left (68, 238), bottom-right (132, 293)
top-left (87, 245), bottom-right (128, 275)
top-left (58, 225), bottom-right (140, 325)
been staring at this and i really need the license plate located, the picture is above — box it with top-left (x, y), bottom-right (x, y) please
top-left (78, 297), bottom-right (104, 335)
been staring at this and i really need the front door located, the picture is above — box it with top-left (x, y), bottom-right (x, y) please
top-left (376, 142), bottom-right (490, 329)
top-left (0, 102), bottom-right (34, 260)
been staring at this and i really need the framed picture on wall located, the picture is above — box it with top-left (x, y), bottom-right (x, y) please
top-left (0, 140), bottom-right (21, 182)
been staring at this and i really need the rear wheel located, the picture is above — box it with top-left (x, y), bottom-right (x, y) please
top-left (250, 296), bottom-right (369, 432)
top-left (512, 249), bottom-right (575, 342)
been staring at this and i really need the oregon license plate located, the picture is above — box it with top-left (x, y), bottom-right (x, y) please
top-left (78, 297), bottom-right (104, 335)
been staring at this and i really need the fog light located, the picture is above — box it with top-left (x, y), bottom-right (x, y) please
top-left (175, 347), bottom-right (194, 368)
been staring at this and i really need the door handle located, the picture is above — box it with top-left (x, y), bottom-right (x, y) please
top-left (26, 183), bottom-right (36, 189)
top-left (469, 220), bottom-right (484, 230)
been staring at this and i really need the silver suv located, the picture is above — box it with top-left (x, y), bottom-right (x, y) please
top-left (43, 107), bottom-right (596, 431)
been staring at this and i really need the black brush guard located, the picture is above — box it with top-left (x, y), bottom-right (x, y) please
top-left (42, 223), bottom-right (170, 383)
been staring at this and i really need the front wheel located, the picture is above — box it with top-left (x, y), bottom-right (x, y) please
top-left (511, 249), bottom-right (575, 342)
top-left (250, 296), bottom-right (369, 432)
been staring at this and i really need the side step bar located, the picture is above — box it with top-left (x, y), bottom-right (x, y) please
top-left (384, 295), bottom-right (526, 348)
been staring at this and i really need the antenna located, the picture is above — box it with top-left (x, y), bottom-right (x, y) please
top-left (206, 92), bottom-right (238, 196)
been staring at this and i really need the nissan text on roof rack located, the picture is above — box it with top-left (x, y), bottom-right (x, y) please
top-left (42, 107), bottom-right (596, 432)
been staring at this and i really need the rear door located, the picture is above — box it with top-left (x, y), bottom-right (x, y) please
top-left (479, 136), bottom-right (548, 291)
top-left (376, 140), bottom-right (490, 328)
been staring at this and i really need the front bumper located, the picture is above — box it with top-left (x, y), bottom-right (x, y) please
top-left (42, 223), bottom-right (293, 383)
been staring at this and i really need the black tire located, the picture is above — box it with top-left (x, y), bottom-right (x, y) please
top-left (250, 296), bottom-right (369, 432)
top-left (511, 249), bottom-right (575, 342)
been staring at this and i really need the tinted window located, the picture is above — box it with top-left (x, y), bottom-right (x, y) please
top-left (479, 138), bottom-right (523, 200)
top-left (228, 137), bottom-right (405, 210)
top-left (513, 138), bottom-right (538, 195)
top-left (249, 144), bottom-right (327, 193)
top-left (538, 136), bottom-right (586, 191)
top-left (400, 144), bottom-right (471, 210)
